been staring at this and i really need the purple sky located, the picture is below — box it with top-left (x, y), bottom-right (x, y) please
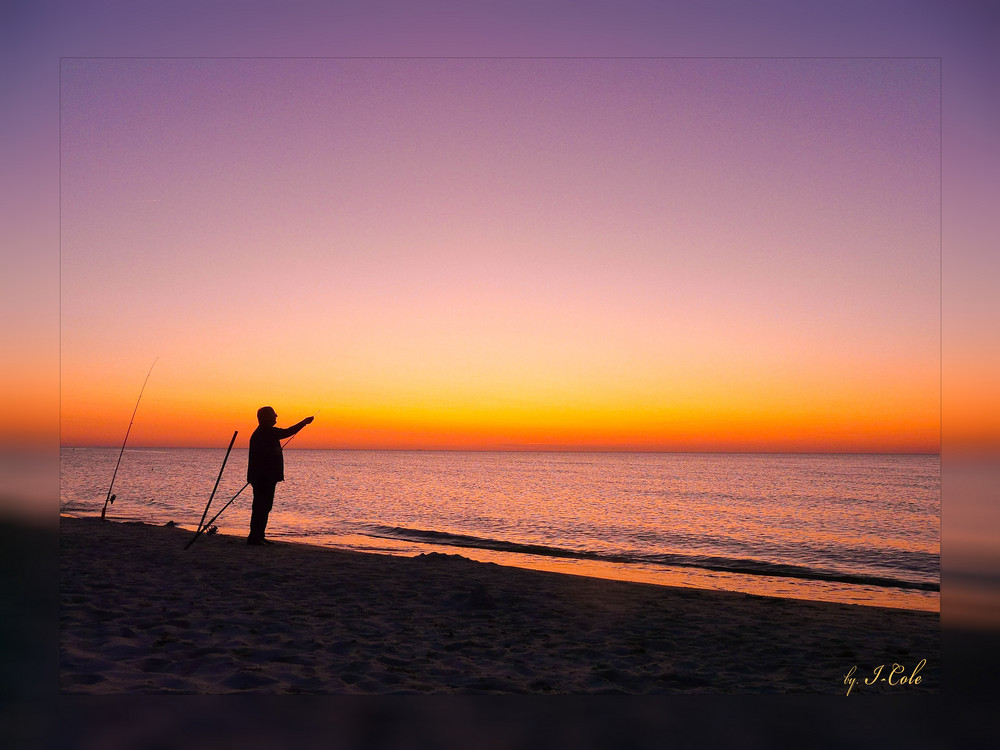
top-left (55, 57), bottom-right (940, 450)
top-left (3, 1), bottom-right (992, 453)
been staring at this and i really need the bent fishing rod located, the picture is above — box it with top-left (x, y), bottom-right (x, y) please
top-left (101, 357), bottom-right (158, 521)
top-left (184, 415), bottom-right (315, 550)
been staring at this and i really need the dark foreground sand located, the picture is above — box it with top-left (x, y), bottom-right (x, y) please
top-left (60, 516), bottom-right (939, 694)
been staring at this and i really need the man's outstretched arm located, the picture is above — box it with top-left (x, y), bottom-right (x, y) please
top-left (275, 415), bottom-right (315, 439)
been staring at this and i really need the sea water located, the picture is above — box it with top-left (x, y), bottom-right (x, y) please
top-left (60, 448), bottom-right (939, 611)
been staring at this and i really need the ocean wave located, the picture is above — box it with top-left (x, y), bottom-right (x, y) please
top-left (365, 525), bottom-right (939, 593)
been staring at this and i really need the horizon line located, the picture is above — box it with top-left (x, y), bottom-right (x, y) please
top-left (60, 444), bottom-right (942, 456)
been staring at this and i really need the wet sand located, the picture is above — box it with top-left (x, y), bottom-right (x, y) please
top-left (60, 516), bottom-right (939, 694)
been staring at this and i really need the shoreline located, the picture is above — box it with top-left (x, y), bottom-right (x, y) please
top-left (60, 516), bottom-right (940, 694)
top-left (61, 509), bottom-right (939, 614)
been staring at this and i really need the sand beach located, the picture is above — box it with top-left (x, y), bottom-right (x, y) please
top-left (60, 516), bottom-right (939, 694)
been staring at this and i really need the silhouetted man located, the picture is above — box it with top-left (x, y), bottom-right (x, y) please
top-left (246, 406), bottom-right (314, 546)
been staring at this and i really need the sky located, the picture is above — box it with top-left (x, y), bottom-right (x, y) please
top-left (57, 57), bottom-right (940, 452)
top-left (2, 0), bottom-right (997, 460)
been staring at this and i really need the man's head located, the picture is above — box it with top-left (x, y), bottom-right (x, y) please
top-left (256, 406), bottom-right (277, 426)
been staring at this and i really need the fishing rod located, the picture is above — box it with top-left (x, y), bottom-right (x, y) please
top-left (193, 430), bottom-right (238, 535)
top-left (183, 481), bottom-right (250, 550)
top-left (101, 357), bottom-right (158, 521)
top-left (184, 412), bottom-right (317, 550)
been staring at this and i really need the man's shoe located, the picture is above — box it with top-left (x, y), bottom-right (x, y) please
top-left (247, 539), bottom-right (266, 546)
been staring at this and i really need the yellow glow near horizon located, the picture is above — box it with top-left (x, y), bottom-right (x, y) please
top-left (57, 306), bottom-right (939, 452)
top-left (59, 356), bottom-right (939, 452)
